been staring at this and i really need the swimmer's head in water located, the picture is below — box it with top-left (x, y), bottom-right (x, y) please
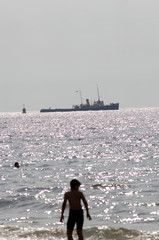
top-left (14, 162), bottom-right (20, 168)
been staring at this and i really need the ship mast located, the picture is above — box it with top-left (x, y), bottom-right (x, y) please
top-left (97, 85), bottom-right (100, 101)
top-left (78, 89), bottom-right (83, 105)
top-left (80, 90), bottom-right (83, 105)
top-left (76, 89), bottom-right (83, 105)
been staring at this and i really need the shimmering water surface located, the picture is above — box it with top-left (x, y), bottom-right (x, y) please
top-left (0, 108), bottom-right (159, 239)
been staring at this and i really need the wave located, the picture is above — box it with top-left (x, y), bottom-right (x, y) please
top-left (0, 225), bottom-right (159, 240)
top-left (0, 199), bottom-right (13, 208)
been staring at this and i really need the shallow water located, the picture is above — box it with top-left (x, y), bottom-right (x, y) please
top-left (0, 108), bottom-right (159, 239)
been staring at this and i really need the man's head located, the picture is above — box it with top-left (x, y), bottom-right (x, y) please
top-left (70, 179), bottom-right (81, 190)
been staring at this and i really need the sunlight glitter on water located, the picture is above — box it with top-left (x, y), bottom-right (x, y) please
top-left (0, 108), bottom-right (159, 236)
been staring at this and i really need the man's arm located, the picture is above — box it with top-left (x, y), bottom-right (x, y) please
top-left (60, 193), bottom-right (67, 222)
top-left (81, 193), bottom-right (91, 220)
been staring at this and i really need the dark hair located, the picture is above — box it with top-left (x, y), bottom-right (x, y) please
top-left (70, 179), bottom-right (81, 189)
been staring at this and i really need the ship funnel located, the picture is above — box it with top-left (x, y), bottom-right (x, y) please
top-left (86, 99), bottom-right (90, 106)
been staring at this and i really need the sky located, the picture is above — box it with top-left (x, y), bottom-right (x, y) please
top-left (0, 0), bottom-right (159, 112)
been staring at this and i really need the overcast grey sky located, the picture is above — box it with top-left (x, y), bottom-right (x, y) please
top-left (0, 0), bottom-right (159, 112)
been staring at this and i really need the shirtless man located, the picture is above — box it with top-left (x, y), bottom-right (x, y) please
top-left (60, 179), bottom-right (91, 240)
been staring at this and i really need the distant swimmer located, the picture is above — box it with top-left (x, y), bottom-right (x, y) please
top-left (14, 162), bottom-right (20, 168)
top-left (60, 179), bottom-right (91, 240)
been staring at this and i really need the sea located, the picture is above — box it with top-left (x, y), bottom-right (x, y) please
top-left (0, 108), bottom-right (159, 240)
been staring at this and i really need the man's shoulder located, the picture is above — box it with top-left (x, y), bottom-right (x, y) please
top-left (77, 190), bottom-right (83, 195)
top-left (65, 191), bottom-right (71, 197)
top-left (74, 190), bottom-right (84, 197)
top-left (65, 190), bottom-right (83, 197)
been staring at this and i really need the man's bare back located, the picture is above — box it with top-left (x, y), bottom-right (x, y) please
top-left (65, 190), bottom-right (84, 210)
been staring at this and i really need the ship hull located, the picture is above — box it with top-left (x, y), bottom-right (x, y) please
top-left (40, 103), bottom-right (119, 112)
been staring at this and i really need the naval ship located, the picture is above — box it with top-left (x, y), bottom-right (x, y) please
top-left (40, 88), bottom-right (119, 112)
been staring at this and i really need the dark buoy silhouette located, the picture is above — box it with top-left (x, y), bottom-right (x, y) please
top-left (22, 104), bottom-right (26, 114)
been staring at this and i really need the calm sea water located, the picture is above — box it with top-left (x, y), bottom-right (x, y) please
top-left (0, 108), bottom-right (159, 240)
